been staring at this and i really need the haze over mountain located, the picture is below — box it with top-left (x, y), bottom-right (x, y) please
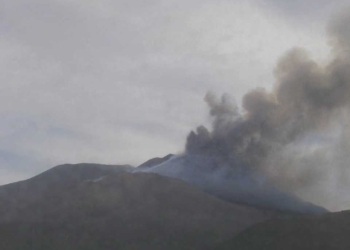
top-left (137, 154), bottom-right (326, 214)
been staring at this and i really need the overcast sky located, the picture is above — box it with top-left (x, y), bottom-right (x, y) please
top-left (0, 0), bottom-right (349, 184)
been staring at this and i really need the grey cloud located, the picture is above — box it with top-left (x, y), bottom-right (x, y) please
top-left (0, 0), bottom-right (337, 184)
top-left (261, 0), bottom-right (331, 14)
top-left (258, 0), bottom-right (348, 20)
top-left (328, 8), bottom-right (350, 53)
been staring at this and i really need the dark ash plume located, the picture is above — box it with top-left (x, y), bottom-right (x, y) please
top-left (185, 9), bottom-right (350, 210)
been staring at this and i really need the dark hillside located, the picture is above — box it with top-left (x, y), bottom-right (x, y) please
top-left (0, 166), bottom-right (272, 250)
top-left (215, 210), bottom-right (350, 250)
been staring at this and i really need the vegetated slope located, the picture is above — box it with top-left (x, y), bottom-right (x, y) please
top-left (0, 165), bottom-right (273, 250)
top-left (215, 210), bottom-right (350, 250)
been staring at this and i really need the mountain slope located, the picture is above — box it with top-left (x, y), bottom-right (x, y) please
top-left (215, 210), bottom-right (350, 250)
top-left (0, 164), bottom-right (274, 250)
top-left (0, 163), bottom-right (133, 222)
top-left (138, 154), bottom-right (327, 214)
top-left (137, 154), bottom-right (174, 169)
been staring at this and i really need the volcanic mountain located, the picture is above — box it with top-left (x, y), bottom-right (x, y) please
top-left (0, 162), bottom-right (277, 250)
top-left (0, 153), bottom-right (331, 250)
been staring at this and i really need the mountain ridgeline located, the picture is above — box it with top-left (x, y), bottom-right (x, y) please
top-left (0, 161), bottom-right (276, 250)
top-left (0, 154), bottom-right (334, 250)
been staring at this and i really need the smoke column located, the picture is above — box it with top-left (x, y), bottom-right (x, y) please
top-left (185, 9), bottom-right (350, 211)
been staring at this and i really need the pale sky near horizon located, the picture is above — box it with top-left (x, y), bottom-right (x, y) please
top-left (0, 0), bottom-right (349, 185)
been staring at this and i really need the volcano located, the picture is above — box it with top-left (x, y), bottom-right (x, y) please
top-left (0, 161), bottom-right (286, 250)
top-left (137, 154), bottom-right (327, 214)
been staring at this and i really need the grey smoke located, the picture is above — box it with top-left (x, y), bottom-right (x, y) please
top-left (137, 9), bottom-right (350, 212)
top-left (184, 9), bottom-right (350, 211)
